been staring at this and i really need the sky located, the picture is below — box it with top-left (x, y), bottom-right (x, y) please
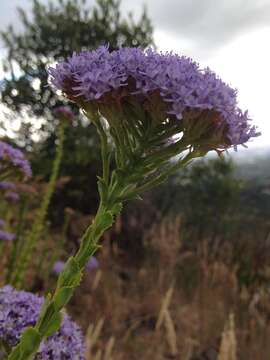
top-left (0, 0), bottom-right (269, 150)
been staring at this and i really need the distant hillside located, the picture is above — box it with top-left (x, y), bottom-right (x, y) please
top-left (230, 146), bottom-right (270, 184)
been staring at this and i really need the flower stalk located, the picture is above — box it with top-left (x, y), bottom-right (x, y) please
top-left (6, 195), bottom-right (29, 283)
top-left (10, 122), bottom-right (66, 288)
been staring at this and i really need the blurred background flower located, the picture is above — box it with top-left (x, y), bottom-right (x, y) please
top-left (0, 286), bottom-right (85, 359)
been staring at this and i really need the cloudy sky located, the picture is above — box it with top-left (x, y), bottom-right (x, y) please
top-left (0, 0), bottom-right (269, 150)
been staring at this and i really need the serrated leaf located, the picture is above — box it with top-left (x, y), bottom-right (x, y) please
top-left (37, 302), bottom-right (56, 335)
top-left (97, 177), bottom-right (108, 202)
top-left (57, 257), bottom-right (82, 288)
top-left (43, 312), bottom-right (62, 338)
top-left (19, 328), bottom-right (41, 358)
top-left (95, 211), bottom-right (113, 237)
top-left (54, 287), bottom-right (74, 310)
top-left (123, 193), bottom-right (142, 202)
top-left (110, 202), bottom-right (123, 215)
top-left (36, 294), bottom-right (52, 329)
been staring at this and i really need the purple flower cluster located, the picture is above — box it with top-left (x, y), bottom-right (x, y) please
top-left (0, 141), bottom-right (32, 178)
top-left (0, 286), bottom-right (85, 359)
top-left (49, 46), bottom-right (259, 148)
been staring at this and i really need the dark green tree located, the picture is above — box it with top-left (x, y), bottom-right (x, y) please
top-left (152, 157), bottom-right (243, 243)
top-left (0, 0), bottom-right (154, 216)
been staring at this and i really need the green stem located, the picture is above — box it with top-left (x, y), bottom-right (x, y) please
top-left (95, 120), bottom-right (110, 185)
top-left (7, 113), bottom-right (122, 360)
top-left (10, 122), bottom-right (65, 288)
top-left (6, 195), bottom-right (29, 283)
top-left (7, 195), bottom-right (119, 360)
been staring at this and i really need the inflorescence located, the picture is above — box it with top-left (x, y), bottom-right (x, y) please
top-left (0, 141), bottom-right (32, 179)
top-left (49, 46), bottom-right (259, 151)
top-left (0, 286), bottom-right (85, 359)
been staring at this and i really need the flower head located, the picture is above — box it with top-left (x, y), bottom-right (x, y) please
top-left (0, 141), bottom-right (32, 179)
top-left (49, 46), bottom-right (259, 151)
top-left (0, 286), bottom-right (85, 359)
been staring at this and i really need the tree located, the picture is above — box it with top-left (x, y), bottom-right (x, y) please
top-left (152, 157), bottom-right (243, 243)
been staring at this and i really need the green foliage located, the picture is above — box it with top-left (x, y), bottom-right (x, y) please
top-left (180, 157), bottom-right (242, 234)
top-left (8, 328), bottom-right (41, 360)
top-left (152, 157), bottom-right (243, 242)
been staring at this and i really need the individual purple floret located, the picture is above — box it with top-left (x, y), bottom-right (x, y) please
top-left (0, 141), bottom-right (32, 178)
top-left (53, 105), bottom-right (75, 121)
top-left (49, 46), bottom-right (259, 150)
top-left (0, 230), bottom-right (15, 242)
top-left (0, 286), bottom-right (85, 359)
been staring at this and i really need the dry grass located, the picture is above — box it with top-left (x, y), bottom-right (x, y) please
top-left (48, 215), bottom-right (270, 359)
top-left (218, 313), bottom-right (237, 360)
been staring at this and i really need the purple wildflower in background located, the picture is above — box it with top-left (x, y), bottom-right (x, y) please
top-left (49, 46), bottom-right (259, 150)
top-left (4, 191), bottom-right (19, 203)
top-left (53, 105), bottom-right (75, 121)
top-left (52, 260), bottom-right (65, 274)
top-left (0, 181), bottom-right (16, 190)
top-left (0, 286), bottom-right (85, 359)
top-left (0, 230), bottom-right (15, 242)
top-left (0, 141), bottom-right (32, 178)
top-left (53, 257), bottom-right (98, 275)
top-left (86, 256), bottom-right (99, 271)
top-left (0, 219), bottom-right (5, 227)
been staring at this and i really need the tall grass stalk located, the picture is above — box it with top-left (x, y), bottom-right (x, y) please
top-left (6, 195), bottom-right (29, 283)
top-left (10, 122), bottom-right (65, 288)
top-left (218, 313), bottom-right (237, 360)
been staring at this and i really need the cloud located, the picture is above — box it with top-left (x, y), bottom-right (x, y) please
top-left (148, 0), bottom-right (270, 50)
top-left (2, 0), bottom-right (270, 48)
top-left (0, 1), bottom-right (32, 32)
